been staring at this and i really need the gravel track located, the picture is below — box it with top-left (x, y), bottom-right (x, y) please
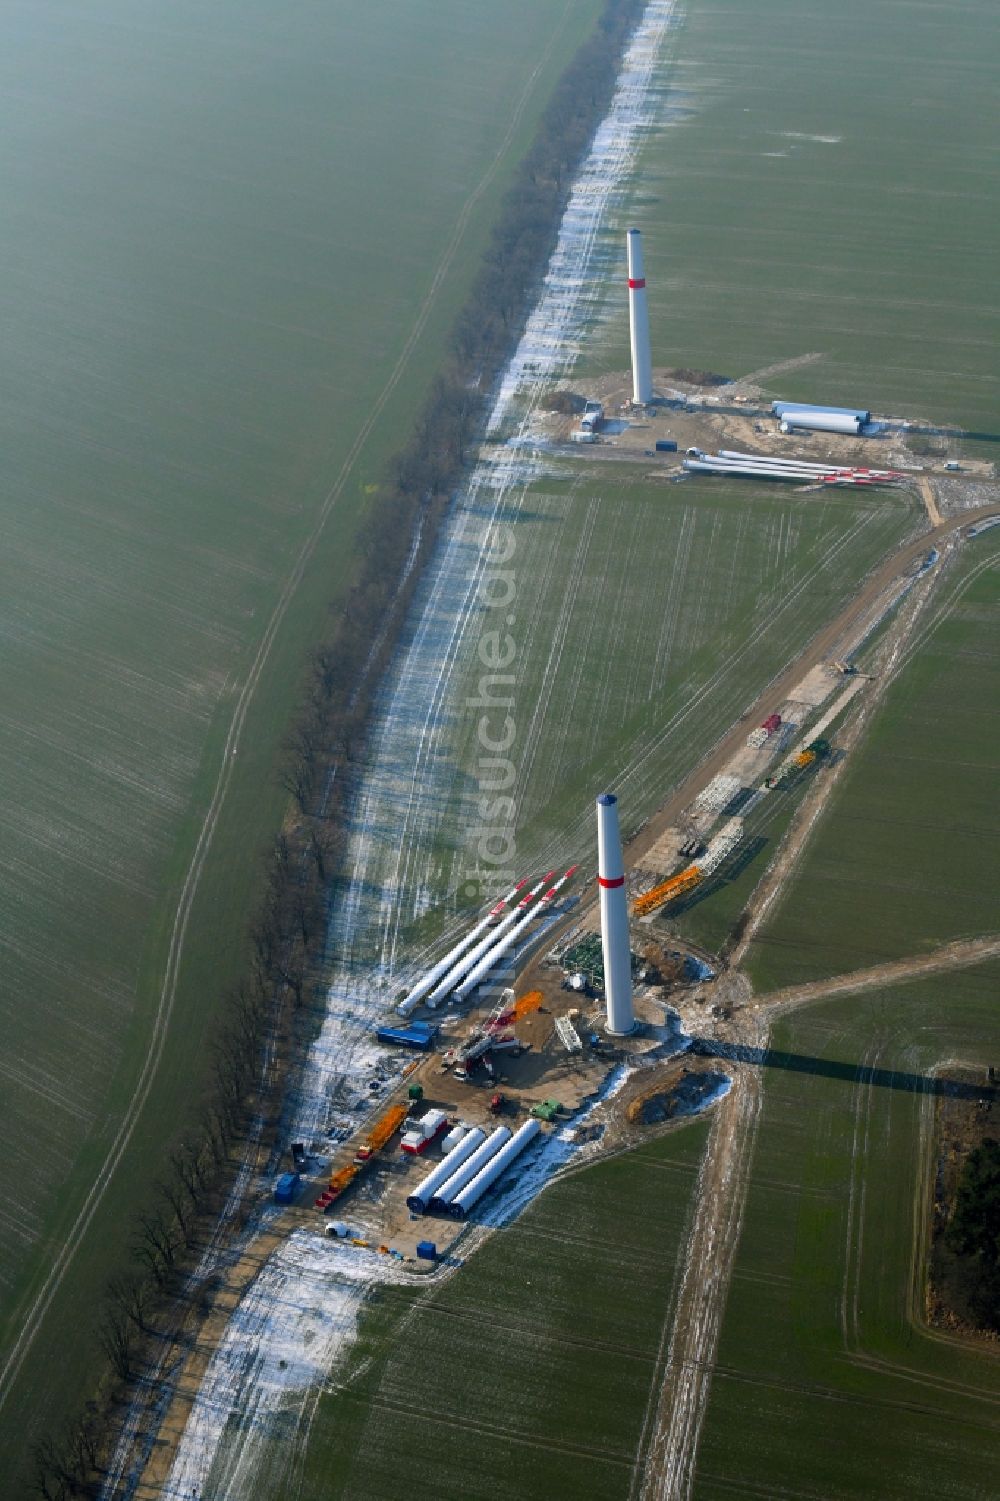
top-left (629, 536), bottom-right (1000, 1498)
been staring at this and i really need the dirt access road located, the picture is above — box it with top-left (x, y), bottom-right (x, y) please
top-left (634, 529), bottom-right (1000, 1500)
top-left (520, 498), bottom-right (1000, 989)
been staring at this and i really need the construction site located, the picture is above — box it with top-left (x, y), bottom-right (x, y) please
top-left (538, 370), bottom-right (994, 493)
top-left (272, 594), bottom-right (889, 1266)
top-left (122, 185), bottom-right (1000, 1501)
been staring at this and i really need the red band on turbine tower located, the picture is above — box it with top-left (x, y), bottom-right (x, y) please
top-left (598, 875), bottom-right (625, 888)
top-left (627, 277), bottom-right (645, 289)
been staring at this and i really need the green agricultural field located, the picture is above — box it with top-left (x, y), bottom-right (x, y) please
top-left (590, 0), bottom-right (1000, 452)
top-left (0, 0), bottom-right (602, 1470)
top-left (446, 466), bottom-right (917, 879)
top-left (297, 1123), bottom-right (710, 1501)
top-left (693, 968), bottom-right (1000, 1500)
top-left (747, 533), bottom-right (1000, 992)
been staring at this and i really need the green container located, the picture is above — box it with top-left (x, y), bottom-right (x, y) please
top-left (407, 1083), bottom-right (424, 1101)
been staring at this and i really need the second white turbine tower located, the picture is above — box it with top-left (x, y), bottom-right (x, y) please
top-left (597, 793), bottom-right (635, 1036)
top-left (626, 228), bottom-right (653, 406)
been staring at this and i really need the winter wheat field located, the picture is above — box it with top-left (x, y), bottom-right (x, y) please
top-left (0, 0), bottom-right (604, 1480)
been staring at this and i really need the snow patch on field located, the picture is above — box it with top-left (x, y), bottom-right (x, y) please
top-left (164, 1235), bottom-right (407, 1500)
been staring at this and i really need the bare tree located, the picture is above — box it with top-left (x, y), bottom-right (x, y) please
top-left (67, 1413), bottom-right (100, 1483)
top-left (131, 1207), bottom-right (179, 1285)
top-left (107, 1273), bottom-right (155, 1336)
top-left (175, 1140), bottom-right (210, 1205)
top-left (30, 1438), bottom-right (70, 1501)
top-left (97, 1305), bottom-right (134, 1383)
top-left (203, 1105), bottom-right (231, 1164)
top-left (157, 1175), bottom-right (196, 1249)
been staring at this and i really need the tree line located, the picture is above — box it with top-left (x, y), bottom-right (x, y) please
top-left (946, 1136), bottom-right (1000, 1330)
top-left (33, 0), bottom-right (649, 1492)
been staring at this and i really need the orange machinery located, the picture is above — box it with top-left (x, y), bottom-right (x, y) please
top-left (354, 1102), bottom-right (408, 1161)
top-left (497, 990), bottom-right (543, 1026)
top-left (314, 1163), bottom-right (359, 1211)
top-left (633, 864), bottom-right (702, 918)
top-left (314, 1102), bottom-right (408, 1211)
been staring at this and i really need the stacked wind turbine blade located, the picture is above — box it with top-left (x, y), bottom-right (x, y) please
top-left (397, 880), bottom-right (528, 1015)
top-left (425, 873), bottom-right (555, 1008)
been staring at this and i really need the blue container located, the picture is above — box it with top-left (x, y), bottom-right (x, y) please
top-left (655, 439), bottom-right (677, 452)
top-left (376, 1022), bottom-right (437, 1051)
top-left (274, 1172), bottom-right (300, 1204)
top-left (416, 1241), bottom-right (438, 1261)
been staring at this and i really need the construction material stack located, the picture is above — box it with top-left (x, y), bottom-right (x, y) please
top-left (449, 1119), bottom-right (542, 1219)
top-left (633, 819), bottom-right (744, 918)
top-left (314, 1102), bottom-right (407, 1212)
top-left (396, 880), bottom-right (528, 1016)
top-left (425, 873), bottom-right (554, 1009)
top-left (428, 1127), bottom-right (512, 1213)
top-left (406, 1127), bottom-right (488, 1214)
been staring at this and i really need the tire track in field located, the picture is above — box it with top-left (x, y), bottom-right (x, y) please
top-left (839, 1042), bottom-right (879, 1352)
top-left (635, 1021), bottom-right (765, 1501)
top-left (0, 8), bottom-right (574, 1424)
top-left (630, 553), bottom-right (960, 1499)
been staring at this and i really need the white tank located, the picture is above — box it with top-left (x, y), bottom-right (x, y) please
top-left (405, 1127), bottom-right (486, 1214)
top-left (428, 1127), bottom-right (511, 1210)
top-left (627, 229), bottom-right (653, 405)
top-left (597, 793), bottom-right (634, 1035)
top-left (779, 410), bottom-right (861, 436)
top-left (449, 1119), bottom-right (543, 1219)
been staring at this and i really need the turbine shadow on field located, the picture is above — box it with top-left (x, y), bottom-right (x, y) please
top-left (691, 1038), bottom-right (998, 1102)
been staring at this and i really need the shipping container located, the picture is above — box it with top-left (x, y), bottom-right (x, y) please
top-left (375, 1022), bottom-right (437, 1051)
top-left (274, 1172), bottom-right (300, 1204)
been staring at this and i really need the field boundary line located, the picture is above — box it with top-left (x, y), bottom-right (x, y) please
top-left (0, 6), bottom-right (575, 1420)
